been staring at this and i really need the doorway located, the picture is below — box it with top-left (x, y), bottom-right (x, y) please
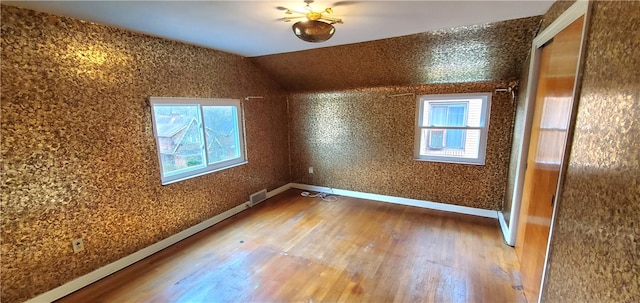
top-left (505, 1), bottom-right (591, 302)
top-left (515, 15), bottom-right (584, 302)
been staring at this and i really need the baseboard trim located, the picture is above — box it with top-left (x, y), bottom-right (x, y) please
top-left (266, 183), bottom-right (291, 199)
top-left (26, 183), bottom-right (291, 303)
top-left (498, 211), bottom-right (514, 246)
top-left (290, 183), bottom-right (498, 219)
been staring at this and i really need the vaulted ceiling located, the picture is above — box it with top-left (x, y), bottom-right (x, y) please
top-left (251, 16), bottom-right (541, 91)
top-left (3, 1), bottom-right (548, 91)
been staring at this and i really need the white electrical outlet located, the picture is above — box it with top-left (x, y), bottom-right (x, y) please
top-left (72, 238), bottom-right (84, 253)
top-left (308, 166), bottom-right (314, 174)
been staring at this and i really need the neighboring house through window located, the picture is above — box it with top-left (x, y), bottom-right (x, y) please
top-left (150, 97), bottom-right (246, 185)
top-left (428, 103), bottom-right (468, 149)
top-left (415, 93), bottom-right (491, 165)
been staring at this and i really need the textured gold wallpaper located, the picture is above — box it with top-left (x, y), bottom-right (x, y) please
top-left (539, 0), bottom-right (577, 33)
top-left (1, 3), bottom-right (548, 302)
top-left (542, 1), bottom-right (640, 302)
top-left (289, 81), bottom-right (516, 210)
top-left (0, 6), bottom-right (289, 302)
top-left (251, 16), bottom-right (541, 92)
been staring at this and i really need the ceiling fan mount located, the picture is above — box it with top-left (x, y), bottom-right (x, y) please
top-left (283, 0), bottom-right (343, 25)
top-left (281, 0), bottom-right (344, 43)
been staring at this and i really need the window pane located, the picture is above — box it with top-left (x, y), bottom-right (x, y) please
top-left (429, 130), bottom-right (444, 148)
top-left (430, 106), bottom-right (448, 126)
top-left (202, 106), bottom-right (240, 164)
top-left (446, 129), bottom-right (464, 148)
top-left (420, 129), bottom-right (480, 158)
top-left (429, 103), bottom-right (467, 127)
top-left (415, 93), bottom-right (490, 165)
top-left (448, 106), bottom-right (466, 126)
top-left (152, 105), bottom-right (206, 176)
top-left (466, 98), bottom-right (485, 127)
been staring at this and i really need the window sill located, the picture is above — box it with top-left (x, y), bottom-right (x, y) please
top-left (161, 160), bottom-right (248, 185)
top-left (414, 157), bottom-right (485, 166)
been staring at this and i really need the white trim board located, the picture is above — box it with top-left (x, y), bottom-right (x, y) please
top-left (290, 183), bottom-right (498, 219)
top-left (498, 211), bottom-right (513, 246)
top-left (26, 183), bottom-right (291, 303)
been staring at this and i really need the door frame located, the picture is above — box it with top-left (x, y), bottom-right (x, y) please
top-left (505, 0), bottom-right (591, 300)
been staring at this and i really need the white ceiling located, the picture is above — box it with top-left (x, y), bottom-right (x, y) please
top-left (4, 0), bottom-right (553, 57)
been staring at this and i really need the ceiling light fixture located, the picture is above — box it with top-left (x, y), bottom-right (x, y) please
top-left (282, 0), bottom-right (343, 43)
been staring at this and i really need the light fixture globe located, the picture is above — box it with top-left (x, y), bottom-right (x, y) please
top-left (292, 20), bottom-right (335, 43)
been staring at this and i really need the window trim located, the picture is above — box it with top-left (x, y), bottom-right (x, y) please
top-left (414, 92), bottom-right (491, 165)
top-left (149, 97), bottom-right (247, 185)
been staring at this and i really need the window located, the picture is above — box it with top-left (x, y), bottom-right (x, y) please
top-left (415, 93), bottom-right (491, 165)
top-left (150, 97), bottom-right (246, 185)
top-left (427, 103), bottom-right (467, 149)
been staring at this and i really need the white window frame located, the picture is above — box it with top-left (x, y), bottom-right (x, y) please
top-left (149, 97), bottom-right (247, 185)
top-left (414, 92), bottom-right (491, 165)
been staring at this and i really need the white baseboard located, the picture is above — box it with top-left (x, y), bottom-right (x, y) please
top-left (498, 211), bottom-right (514, 246)
top-left (290, 183), bottom-right (498, 219)
top-left (26, 183), bottom-right (292, 303)
top-left (266, 183), bottom-right (290, 198)
top-left (28, 182), bottom-right (500, 302)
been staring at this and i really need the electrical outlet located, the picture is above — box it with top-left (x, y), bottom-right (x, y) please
top-left (308, 166), bottom-right (314, 174)
top-left (72, 238), bottom-right (84, 253)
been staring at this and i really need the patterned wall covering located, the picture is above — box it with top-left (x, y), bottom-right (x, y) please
top-left (289, 81), bottom-right (516, 210)
top-left (1, 3), bottom-right (548, 302)
top-left (0, 6), bottom-right (289, 302)
top-left (251, 17), bottom-right (541, 92)
top-left (539, 0), bottom-right (577, 33)
top-left (542, 1), bottom-right (640, 302)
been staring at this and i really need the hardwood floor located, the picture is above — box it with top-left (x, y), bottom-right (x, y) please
top-left (58, 189), bottom-right (525, 303)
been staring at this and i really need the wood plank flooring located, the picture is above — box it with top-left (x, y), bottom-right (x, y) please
top-left (58, 189), bottom-right (525, 303)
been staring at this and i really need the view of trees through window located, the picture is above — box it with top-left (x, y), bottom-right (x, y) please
top-left (150, 98), bottom-right (246, 184)
top-left (203, 106), bottom-right (240, 164)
